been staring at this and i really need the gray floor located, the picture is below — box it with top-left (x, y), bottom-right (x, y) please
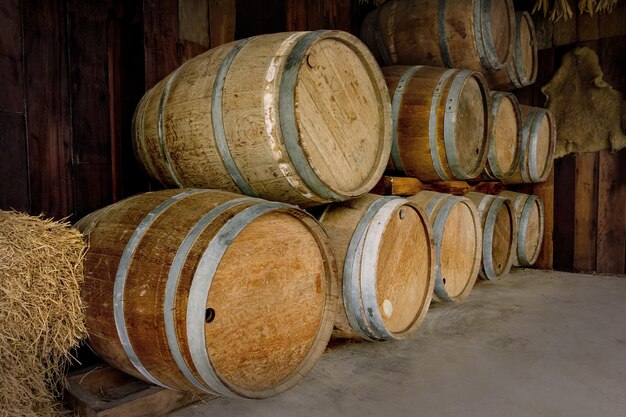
top-left (172, 269), bottom-right (626, 417)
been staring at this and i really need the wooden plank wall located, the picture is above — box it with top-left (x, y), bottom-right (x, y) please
top-left (550, 37), bottom-right (626, 275)
top-left (1, 1), bottom-right (624, 274)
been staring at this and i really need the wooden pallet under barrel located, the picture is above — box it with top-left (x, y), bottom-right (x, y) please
top-left (64, 364), bottom-right (216, 417)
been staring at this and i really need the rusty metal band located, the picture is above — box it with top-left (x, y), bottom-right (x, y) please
top-left (429, 69), bottom-right (456, 180)
top-left (443, 70), bottom-right (475, 179)
top-left (390, 66), bottom-right (420, 173)
top-left (164, 196), bottom-right (255, 394)
top-left (212, 37), bottom-right (259, 197)
top-left (186, 201), bottom-right (292, 397)
top-left (279, 30), bottom-right (345, 202)
top-left (114, 189), bottom-right (203, 389)
top-left (157, 67), bottom-right (184, 187)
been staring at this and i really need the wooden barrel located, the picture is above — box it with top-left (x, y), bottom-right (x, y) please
top-left (480, 91), bottom-right (522, 181)
top-left (486, 12), bottom-right (538, 91)
top-left (360, 0), bottom-right (515, 73)
top-left (498, 191), bottom-right (544, 266)
top-left (384, 65), bottom-right (491, 182)
top-left (75, 189), bottom-right (338, 398)
top-left (319, 194), bottom-right (435, 340)
top-left (132, 30), bottom-right (391, 207)
top-left (465, 192), bottom-right (517, 280)
top-left (502, 106), bottom-right (556, 184)
top-left (406, 191), bottom-right (481, 302)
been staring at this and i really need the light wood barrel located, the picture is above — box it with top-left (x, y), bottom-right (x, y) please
top-left (498, 191), bottom-right (544, 267)
top-left (502, 106), bottom-right (556, 184)
top-left (75, 189), bottom-right (338, 398)
top-left (319, 194), bottom-right (435, 340)
top-left (406, 191), bottom-right (481, 302)
top-left (486, 12), bottom-right (538, 91)
top-left (480, 91), bottom-right (522, 180)
top-left (360, 0), bottom-right (515, 73)
top-left (132, 30), bottom-right (391, 207)
top-left (384, 65), bottom-right (491, 182)
top-left (465, 192), bottom-right (517, 281)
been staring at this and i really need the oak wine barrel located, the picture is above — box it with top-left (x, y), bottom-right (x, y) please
top-left (319, 194), bottom-right (435, 340)
top-left (502, 106), bottom-right (556, 184)
top-left (132, 30), bottom-right (391, 207)
top-left (384, 65), bottom-right (491, 182)
top-left (486, 12), bottom-right (538, 91)
top-left (407, 191), bottom-right (482, 302)
top-left (360, 0), bottom-right (515, 73)
top-left (498, 191), bottom-right (544, 266)
top-left (480, 91), bottom-right (522, 181)
top-left (75, 189), bottom-right (338, 398)
top-left (465, 192), bottom-right (517, 281)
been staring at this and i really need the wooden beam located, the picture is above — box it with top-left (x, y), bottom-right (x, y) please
top-left (209, 0), bottom-right (236, 46)
top-left (596, 149), bottom-right (626, 274)
top-left (572, 153), bottom-right (599, 272)
top-left (22, 0), bottom-right (74, 219)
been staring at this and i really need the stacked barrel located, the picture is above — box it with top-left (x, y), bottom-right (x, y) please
top-left (74, 0), bottom-right (555, 401)
top-left (361, 0), bottom-right (554, 283)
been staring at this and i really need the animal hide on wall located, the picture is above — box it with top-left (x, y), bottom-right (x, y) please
top-left (542, 46), bottom-right (626, 158)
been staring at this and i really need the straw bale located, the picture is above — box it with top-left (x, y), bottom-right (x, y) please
top-left (0, 211), bottom-right (87, 417)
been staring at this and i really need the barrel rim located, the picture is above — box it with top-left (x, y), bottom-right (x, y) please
top-left (473, 0), bottom-right (515, 72)
top-left (512, 11), bottom-right (538, 88)
top-left (185, 202), bottom-right (338, 398)
top-left (444, 71), bottom-right (492, 180)
top-left (527, 107), bottom-right (556, 183)
top-left (419, 192), bottom-right (482, 302)
top-left (474, 195), bottom-right (517, 281)
top-left (484, 91), bottom-right (522, 180)
top-left (517, 194), bottom-right (544, 266)
top-left (282, 30), bottom-right (392, 201)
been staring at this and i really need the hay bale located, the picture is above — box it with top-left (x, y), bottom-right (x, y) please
top-left (0, 211), bottom-right (87, 417)
top-left (542, 46), bottom-right (626, 158)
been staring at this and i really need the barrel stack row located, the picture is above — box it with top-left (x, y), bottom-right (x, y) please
top-left (76, 0), bottom-right (553, 402)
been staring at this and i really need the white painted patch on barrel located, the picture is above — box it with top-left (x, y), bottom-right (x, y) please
top-left (383, 299), bottom-right (393, 318)
top-left (263, 33), bottom-right (314, 200)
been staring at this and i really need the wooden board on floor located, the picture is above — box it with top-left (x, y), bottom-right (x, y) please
top-left (64, 365), bottom-right (214, 417)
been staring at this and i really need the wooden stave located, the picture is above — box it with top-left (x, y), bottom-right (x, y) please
top-left (407, 191), bottom-right (482, 302)
top-left (465, 192), bottom-right (517, 280)
top-left (384, 65), bottom-right (492, 182)
top-left (498, 191), bottom-right (545, 266)
top-left (319, 194), bottom-right (436, 341)
top-left (360, 0), bottom-right (515, 73)
top-left (76, 189), bottom-right (338, 399)
top-left (132, 31), bottom-right (392, 207)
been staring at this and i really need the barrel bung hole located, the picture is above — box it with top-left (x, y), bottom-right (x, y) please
top-left (398, 208), bottom-right (406, 220)
top-left (205, 308), bottom-right (215, 324)
top-left (443, 278), bottom-right (446, 284)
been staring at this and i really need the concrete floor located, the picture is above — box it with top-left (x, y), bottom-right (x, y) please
top-left (172, 269), bottom-right (626, 417)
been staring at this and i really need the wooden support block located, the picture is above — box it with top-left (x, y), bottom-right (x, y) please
top-left (371, 176), bottom-right (425, 196)
top-left (532, 168), bottom-right (555, 270)
top-left (371, 176), bottom-right (505, 197)
top-left (64, 365), bottom-right (213, 417)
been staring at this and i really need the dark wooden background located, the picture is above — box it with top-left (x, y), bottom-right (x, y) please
top-left (0, 0), bottom-right (624, 273)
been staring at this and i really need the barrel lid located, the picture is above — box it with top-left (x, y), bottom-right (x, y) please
top-left (200, 208), bottom-right (334, 397)
top-left (453, 72), bottom-right (490, 177)
top-left (438, 198), bottom-right (481, 300)
top-left (374, 202), bottom-right (434, 335)
top-left (491, 92), bottom-right (521, 176)
top-left (289, 31), bottom-right (391, 200)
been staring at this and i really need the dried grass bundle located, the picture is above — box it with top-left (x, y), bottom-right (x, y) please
top-left (0, 211), bottom-right (87, 417)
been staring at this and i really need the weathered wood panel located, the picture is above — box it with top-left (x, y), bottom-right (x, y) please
top-left (0, 0), bottom-right (24, 114)
top-left (596, 150), bottom-right (626, 274)
top-left (572, 153), bottom-right (599, 272)
top-left (553, 155), bottom-right (576, 272)
top-left (0, 112), bottom-right (29, 212)
top-left (22, 0), bottom-right (74, 219)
